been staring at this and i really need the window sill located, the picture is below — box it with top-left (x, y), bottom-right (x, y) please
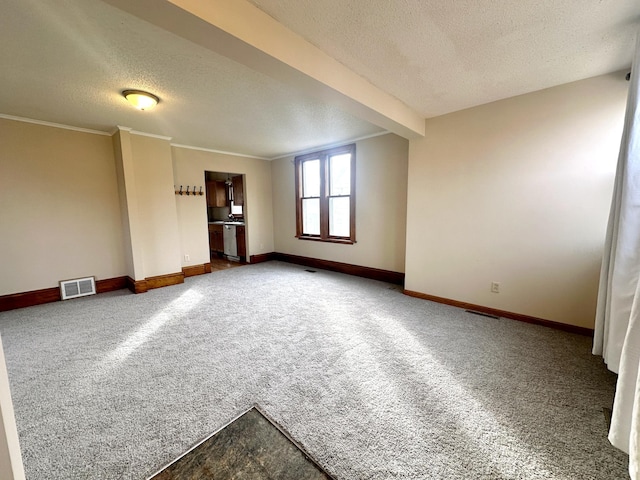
top-left (296, 235), bottom-right (355, 245)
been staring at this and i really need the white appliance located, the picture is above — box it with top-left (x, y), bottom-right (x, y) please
top-left (223, 224), bottom-right (238, 257)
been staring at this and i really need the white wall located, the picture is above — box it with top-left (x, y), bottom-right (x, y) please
top-left (0, 119), bottom-right (126, 295)
top-left (405, 73), bottom-right (628, 328)
top-left (171, 146), bottom-right (275, 265)
top-left (0, 335), bottom-right (25, 480)
top-left (272, 133), bottom-right (409, 273)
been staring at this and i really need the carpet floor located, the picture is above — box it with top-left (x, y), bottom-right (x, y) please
top-left (0, 261), bottom-right (629, 479)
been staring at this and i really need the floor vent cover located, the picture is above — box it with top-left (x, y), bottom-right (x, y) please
top-left (60, 276), bottom-right (96, 300)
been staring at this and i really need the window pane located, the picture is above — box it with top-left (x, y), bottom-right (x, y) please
top-left (231, 202), bottom-right (243, 215)
top-left (329, 197), bottom-right (350, 237)
top-left (329, 153), bottom-right (351, 196)
top-left (302, 159), bottom-right (320, 197)
top-left (302, 198), bottom-right (320, 235)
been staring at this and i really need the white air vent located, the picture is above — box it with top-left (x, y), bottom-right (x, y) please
top-left (59, 276), bottom-right (96, 300)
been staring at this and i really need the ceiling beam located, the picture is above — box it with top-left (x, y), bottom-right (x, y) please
top-left (102, 0), bottom-right (425, 139)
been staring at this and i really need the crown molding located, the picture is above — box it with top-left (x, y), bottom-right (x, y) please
top-left (0, 114), bottom-right (110, 136)
top-left (130, 130), bottom-right (172, 141)
top-left (170, 143), bottom-right (270, 161)
top-left (1, 114), bottom-right (391, 161)
top-left (111, 126), bottom-right (172, 141)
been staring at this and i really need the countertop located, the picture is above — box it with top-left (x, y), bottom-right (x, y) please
top-left (208, 221), bottom-right (245, 226)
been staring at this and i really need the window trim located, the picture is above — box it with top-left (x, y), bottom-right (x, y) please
top-left (295, 143), bottom-right (356, 244)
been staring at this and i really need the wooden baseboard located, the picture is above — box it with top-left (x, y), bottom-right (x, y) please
top-left (182, 263), bottom-right (212, 278)
top-left (126, 277), bottom-right (148, 294)
top-left (146, 272), bottom-right (184, 290)
top-left (249, 253), bottom-right (276, 264)
top-left (2, 269), bottom-right (193, 309)
top-left (0, 275), bottom-right (128, 312)
top-left (403, 289), bottom-right (594, 337)
top-left (0, 287), bottom-right (60, 312)
top-left (127, 271), bottom-right (185, 293)
top-left (274, 253), bottom-right (405, 285)
top-left (96, 276), bottom-right (127, 293)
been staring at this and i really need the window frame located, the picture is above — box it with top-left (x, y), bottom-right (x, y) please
top-left (294, 143), bottom-right (356, 244)
top-left (229, 185), bottom-right (244, 218)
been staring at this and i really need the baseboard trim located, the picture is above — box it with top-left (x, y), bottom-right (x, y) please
top-left (126, 272), bottom-right (185, 294)
top-left (96, 276), bottom-right (127, 293)
top-left (182, 263), bottom-right (212, 278)
top-left (403, 289), bottom-right (594, 337)
top-left (0, 275), bottom-right (128, 312)
top-left (0, 287), bottom-right (60, 312)
top-left (249, 253), bottom-right (276, 264)
top-left (274, 253), bottom-right (405, 285)
top-left (146, 272), bottom-right (185, 290)
top-left (126, 277), bottom-right (148, 294)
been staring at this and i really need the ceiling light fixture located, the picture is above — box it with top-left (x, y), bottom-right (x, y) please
top-left (122, 89), bottom-right (159, 110)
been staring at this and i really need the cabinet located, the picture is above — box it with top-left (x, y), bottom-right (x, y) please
top-left (232, 175), bottom-right (244, 206)
top-left (206, 181), bottom-right (228, 207)
top-left (208, 224), bottom-right (224, 253)
top-left (236, 225), bottom-right (246, 259)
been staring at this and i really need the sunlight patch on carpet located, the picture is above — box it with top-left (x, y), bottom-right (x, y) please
top-left (370, 312), bottom-right (561, 479)
top-left (100, 289), bottom-right (203, 369)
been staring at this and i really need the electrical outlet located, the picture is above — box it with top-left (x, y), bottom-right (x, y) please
top-left (184, 254), bottom-right (190, 261)
top-left (491, 282), bottom-right (500, 293)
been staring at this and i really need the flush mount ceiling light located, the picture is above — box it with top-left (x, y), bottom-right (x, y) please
top-left (122, 89), bottom-right (159, 110)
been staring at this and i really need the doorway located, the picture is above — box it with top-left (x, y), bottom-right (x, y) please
top-left (205, 171), bottom-right (247, 264)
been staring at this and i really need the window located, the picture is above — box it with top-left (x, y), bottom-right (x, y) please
top-left (230, 187), bottom-right (243, 216)
top-left (230, 175), bottom-right (244, 217)
top-left (295, 144), bottom-right (355, 243)
top-left (230, 200), bottom-right (243, 216)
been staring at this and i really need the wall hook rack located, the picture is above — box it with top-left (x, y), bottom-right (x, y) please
top-left (175, 185), bottom-right (204, 196)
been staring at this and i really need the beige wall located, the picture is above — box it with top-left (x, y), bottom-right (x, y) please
top-left (0, 119), bottom-right (126, 295)
top-left (130, 134), bottom-right (182, 278)
top-left (0, 119), bottom-right (273, 295)
top-left (171, 146), bottom-right (275, 265)
top-left (272, 133), bottom-right (409, 273)
top-left (112, 130), bottom-right (142, 280)
top-left (405, 73), bottom-right (628, 328)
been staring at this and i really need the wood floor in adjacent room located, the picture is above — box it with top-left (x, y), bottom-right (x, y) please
top-left (210, 256), bottom-right (245, 272)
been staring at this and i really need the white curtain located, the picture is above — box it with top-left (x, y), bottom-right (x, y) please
top-left (593, 33), bottom-right (640, 480)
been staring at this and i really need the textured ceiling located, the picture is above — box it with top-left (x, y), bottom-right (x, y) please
top-left (0, 0), bottom-right (382, 158)
top-left (1, 0), bottom-right (639, 159)
top-left (248, 0), bottom-right (640, 117)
